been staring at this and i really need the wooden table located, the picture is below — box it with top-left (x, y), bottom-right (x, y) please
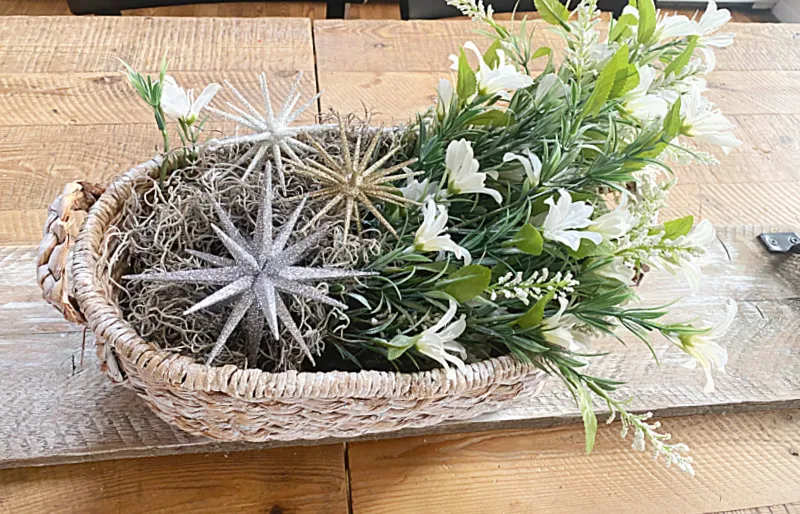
top-left (1, 15), bottom-right (799, 513)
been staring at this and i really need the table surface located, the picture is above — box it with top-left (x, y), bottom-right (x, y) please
top-left (1, 15), bottom-right (800, 513)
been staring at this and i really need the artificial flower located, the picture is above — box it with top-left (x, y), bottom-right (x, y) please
top-left (450, 41), bottom-right (533, 100)
top-left (410, 198), bottom-right (472, 264)
top-left (445, 139), bottom-right (502, 204)
top-left (681, 86), bottom-right (742, 153)
top-left (436, 78), bottom-right (455, 118)
top-left (535, 73), bottom-right (566, 104)
top-left (502, 149), bottom-right (542, 187)
top-left (160, 75), bottom-right (220, 124)
top-left (540, 297), bottom-right (590, 351)
top-left (674, 299), bottom-right (737, 393)
top-left (400, 176), bottom-right (438, 203)
top-left (594, 257), bottom-right (635, 285)
top-left (413, 300), bottom-right (469, 373)
top-left (621, 66), bottom-right (669, 120)
top-left (541, 190), bottom-right (603, 251)
top-left (589, 195), bottom-right (636, 241)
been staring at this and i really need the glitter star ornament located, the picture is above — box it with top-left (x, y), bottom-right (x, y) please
top-left (125, 164), bottom-right (373, 366)
top-left (205, 71), bottom-right (329, 187)
top-left (292, 120), bottom-right (421, 238)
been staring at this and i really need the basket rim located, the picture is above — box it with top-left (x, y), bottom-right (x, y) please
top-left (71, 143), bottom-right (540, 402)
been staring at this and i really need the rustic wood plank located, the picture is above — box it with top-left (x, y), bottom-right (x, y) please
top-left (0, 71), bottom-right (317, 127)
top-left (346, 409), bottom-right (800, 514)
top-left (313, 21), bottom-right (800, 73)
top-left (716, 502), bottom-right (800, 514)
top-left (3, 225), bottom-right (799, 468)
top-left (0, 445), bottom-right (349, 514)
top-left (0, 16), bottom-right (314, 73)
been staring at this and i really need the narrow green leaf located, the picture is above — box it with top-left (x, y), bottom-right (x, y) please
top-left (511, 223), bottom-right (544, 255)
top-left (663, 97), bottom-right (683, 139)
top-left (577, 385), bottom-right (598, 454)
top-left (567, 239), bottom-right (614, 259)
top-left (483, 40), bottom-right (503, 68)
top-left (663, 36), bottom-right (698, 78)
top-left (662, 215), bottom-right (694, 239)
top-left (444, 264), bottom-right (492, 303)
top-left (468, 109), bottom-right (516, 127)
top-left (456, 49), bottom-right (477, 100)
top-left (582, 44), bottom-right (628, 117)
top-left (514, 290), bottom-right (556, 329)
top-left (637, 0), bottom-right (657, 46)
top-left (532, 47), bottom-right (552, 59)
top-left (608, 13), bottom-right (637, 42)
top-left (609, 63), bottom-right (639, 99)
top-left (534, 0), bottom-right (570, 28)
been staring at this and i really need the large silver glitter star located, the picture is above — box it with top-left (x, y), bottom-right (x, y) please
top-left (205, 71), bottom-right (330, 187)
top-left (124, 164), bottom-right (373, 366)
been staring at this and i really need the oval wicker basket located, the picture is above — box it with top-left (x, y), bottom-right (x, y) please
top-left (37, 148), bottom-right (546, 442)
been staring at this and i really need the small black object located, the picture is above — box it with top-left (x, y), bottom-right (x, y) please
top-left (759, 232), bottom-right (800, 254)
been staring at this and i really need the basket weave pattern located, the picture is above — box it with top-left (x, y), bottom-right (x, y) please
top-left (41, 157), bottom-right (545, 442)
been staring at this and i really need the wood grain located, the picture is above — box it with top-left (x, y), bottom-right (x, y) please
top-left (716, 503), bottom-right (800, 514)
top-left (3, 225), bottom-right (799, 468)
top-left (347, 409), bottom-right (800, 514)
top-left (0, 16), bottom-right (313, 73)
top-left (0, 445), bottom-right (348, 514)
top-left (314, 20), bottom-right (800, 73)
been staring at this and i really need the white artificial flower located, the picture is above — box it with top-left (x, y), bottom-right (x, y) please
top-left (675, 299), bottom-right (737, 393)
top-left (621, 6), bottom-right (696, 41)
top-left (414, 300), bottom-right (468, 373)
top-left (445, 139), bottom-right (502, 204)
top-left (400, 176), bottom-right (438, 203)
top-left (450, 41), bottom-right (533, 100)
top-left (541, 297), bottom-right (585, 351)
top-left (160, 75), bottom-right (220, 124)
top-left (541, 190), bottom-right (603, 252)
top-left (621, 66), bottom-right (668, 120)
top-left (437, 78), bottom-right (455, 117)
top-left (589, 195), bottom-right (636, 241)
top-left (502, 149), bottom-right (542, 187)
top-left (686, 218), bottom-right (716, 247)
top-left (694, 1), bottom-right (735, 71)
top-left (535, 73), bottom-right (565, 104)
top-left (681, 86), bottom-right (742, 154)
top-left (410, 198), bottom-right (472, 264)
top-left (595, 257), bottom-right (635, 285)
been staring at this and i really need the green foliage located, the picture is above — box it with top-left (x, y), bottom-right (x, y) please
top-left (664, 36), bottom-right (699, 77)
top-left (577, 383), bottom-right (598, 453)
top-left (483, 39), bottom-right (503, 68)
top-left (443, 265), bottom-right (493, 303)
top-left (534, 0), bottom-right (571, 29)
top-left (662, 215), bottom-right (694, 239)
top-left (637, 0), bottom-right (657, 45)
top-left (509, 223), bottom-right (544, 255)
top-left (468, 109), bottom-right (516, 127)
top-left (514, 290), bottom-right (555, 328)
top-left (457, 48), bottom-right (478, 100)
top-left (582, 44), bottom-right (629, 117)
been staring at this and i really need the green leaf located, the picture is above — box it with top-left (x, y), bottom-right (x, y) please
top-left (608, 13), bottom-right (637, 42)
top-left (582, 44), bottom-right (628, 117)
top-left (468, 109), bottom-right (516, 127)
top-left (386, 335), bottom-right (416, 361)
top-left (663, 36), bottom-right (698, 77)
top-left (510, 223), bottom-right (544, 255)
top-left (577, 384), bottom-right (598, 454)
top-left (532, 47), bottom-right (552, 59)
top-left (663, 97), bottom-right (683, 139)
top-left (662, 215), bottom-right (694, 240)
top-left (637, 0), bottom-right (657, 46)
top-left (456, 49), bottom-right (477, 100)
top-left (483, 40), bottom-right (503, 68)
top-left (514, 290), bottom-right (556, 329)
top-left (443, 264), bottom-right (492, 303)
top-left (534, 0), bottom-right (570, 28)
top-left (567, 239), bottom-right (614, 260)
top-left (609, 63), bottom-right (639, 99)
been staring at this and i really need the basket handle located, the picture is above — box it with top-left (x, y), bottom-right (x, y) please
top-left (36, 181), bottom-right (106, 324)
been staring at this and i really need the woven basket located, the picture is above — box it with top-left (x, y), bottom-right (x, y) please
top-left (37, 152), bottom-right (546, 442)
